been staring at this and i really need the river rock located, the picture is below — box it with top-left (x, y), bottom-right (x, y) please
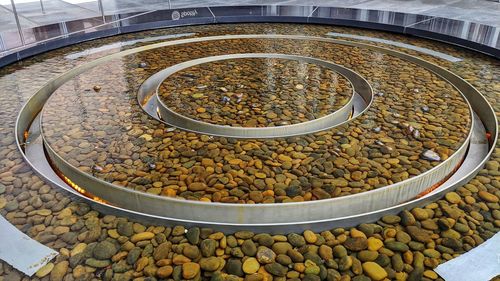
top-left (182, 262), bottom-right (200, 279)
top-left (257, 246), bottom-right (276, 264)
top-left (93, 240), bottom-right (117, 260)
top-left (50, 261), bottom-right (69, 281)
top-left (264, 262), bottom-right (288, 277)
top-left (362, 262), bottom-right (387, 280)
top-left (344, 237), bottom-right (368, 251)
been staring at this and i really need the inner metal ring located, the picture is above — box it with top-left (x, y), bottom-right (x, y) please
top-left (16, 34), bottom-right (496, 233)
top-left (148, 53), bottom-right (362, 138)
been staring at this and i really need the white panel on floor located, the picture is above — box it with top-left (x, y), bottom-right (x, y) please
top-left (0, 215), bottom-right (58, 276)
top-left (435, 232), bottom-right (500, 281)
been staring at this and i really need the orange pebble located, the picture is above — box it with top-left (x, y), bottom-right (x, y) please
top-left (163, 188), bottom-right (176, 197)
top-left (262, 190), bottom-right (274, 197)
top-left (303, 192), bottom-right (312, 201)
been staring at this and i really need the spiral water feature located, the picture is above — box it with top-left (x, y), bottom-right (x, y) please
top-left (0, 17), bottom-right (498, 280)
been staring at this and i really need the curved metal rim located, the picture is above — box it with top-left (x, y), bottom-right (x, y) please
top-left (14, 32), bottom-right (496, 230)
top-left (25, 114), bottom-right (490, 231)
top-left (152, 53), bottom-right (357, 138)
top-left (20, 35), bottom-right (486, 226)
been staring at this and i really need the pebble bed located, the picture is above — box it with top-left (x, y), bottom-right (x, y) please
top-left (41, 32), bottom-right (470, 204)
top-left (0, 23), bottom-right (498, 281)
top-left (158, 57), bottom-right (353, 127)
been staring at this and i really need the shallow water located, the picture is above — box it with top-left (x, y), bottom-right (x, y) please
top-left (158, 57), bottom-right (353, 127)
top-left (38, 27), bottom-right (471, 204)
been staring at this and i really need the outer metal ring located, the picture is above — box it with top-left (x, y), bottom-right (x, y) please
top-left (16, 34), bottom-right (496, 233)
top-left (35, 35), bottom-right (476, 224)
top-left (151, 53), bottom-right (358, 138)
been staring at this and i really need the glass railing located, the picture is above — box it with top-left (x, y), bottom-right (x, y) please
top-left (0, 0), bottom-right (173, 56)
top-left (0, 0), bottom-right (499, 58)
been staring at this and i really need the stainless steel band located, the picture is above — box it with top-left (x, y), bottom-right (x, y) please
top-left (149, 53), bottom-right (362, 138)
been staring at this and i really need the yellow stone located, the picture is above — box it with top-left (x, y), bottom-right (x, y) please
top-left (71, 243), bottom-right (87, 256)
top-left (287, 271), bottom-right (300, 278)
top-left (262, 190), bottom-right (275, 197)
top-left (229, 159), bottom-right (242, 165)
top-left (60, 248), bottom-right (70, 257)
top-left (173, 255), bottom-right (191, 265)
top-left (278, 154), bottom-right (293, 162)
top-left (201, 158), bottom-right (214, 167)
top-left (135, 256), bottom-right (149, 271)
top-left (209, 232), bottom-right (225, 240)
top-left (51, 261), bottom-right (69, 281)
top-left (36, 209), bottom-right (52, 216)
top-left (384, 228), bottom-right (397, 238)
top-left (478, 191), bottom-right (499, 203)
top-left (108, 229), bottom-right (120, 238)
top-left (292, 152), bottom-right (307, 159)
top-left (351, 229), bottom-right (367, 239)
top-left (57, 208), bottom-right (72, 219)
top-left (272, 235), bottom-right (287, 242)
top-left (395, 272), bottom-right (408, 281)
top-left (72, 265), bottom-right (86, 278)
top-left (303, 230), bottom-right (317, 243)
top-left (362, 262), bottom-right (387, 281)
top-left (403, 251), bottom-right (413, 264)
top-left (388, 158), bottom-right (400, 165)
top-left (255, 172), bottom-right (266, 179)
top-left (182, 262), bottom-right (200, 279)
top-left (367, 237), bottom-right (383, 251)
top-left (294, 263), bottom-right (305, 273)
top-left (131, 232), bottom-right (155, 243)
top-left (423, 270), bottom-right (438, 280)
top-left (336, 234), bottom-right (347, 243)
top-left (259, 266), bottom-right (273, 281)
top-left (445, 192), bottom-right (461, 204)
top-left (163, 188), bottom-right (176, 197)
top-left (140, 134), bottom-right (152, 141)
top-left (53, 226), bottom-right (70, 235)
top-left (379, 137), bottom-right (394, 143)
top-left (220, 236), bottom-right (227, 248)
top-left (35, 262), bottom-right (54, 278)
top-left (243, 257), bottom-right (260, 274)
top-left (112, 251), bottom-right (128, 262)
top-left (157, 266), bottom-right (173, 278)
top-left (196, 107), bottom-right (206, 113)
top-left (0, 197), bottom-right (6, 209)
